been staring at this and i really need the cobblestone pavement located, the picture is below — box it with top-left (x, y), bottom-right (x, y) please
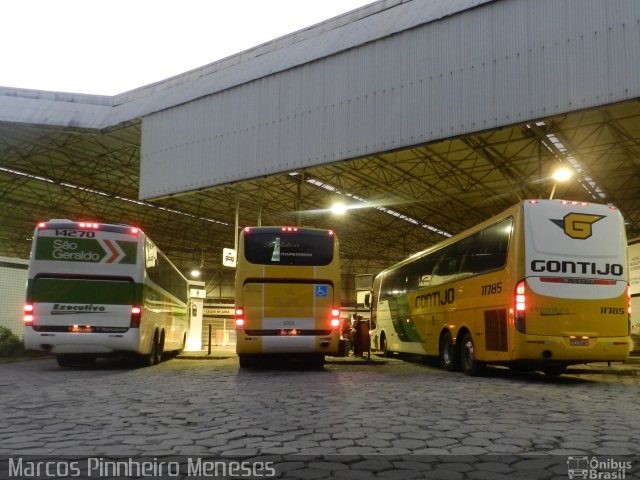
top-left (1, 355), bottom-right (639, 479)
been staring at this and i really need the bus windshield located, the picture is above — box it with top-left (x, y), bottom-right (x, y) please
top-left (243, 229), bottom-right (334, 266)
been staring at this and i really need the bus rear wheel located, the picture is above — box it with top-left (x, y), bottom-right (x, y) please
top-left (380, 333), bottom-right (391, 357)
top-left (239, 354), bottom-right (263, 368)
top-left (57, 355), bottom-right (74, 367)
top-left (306, 354), bottom-right (325, 369)
top-left (56, 354), bottom-right (96, 367)
top-left (137, 331), bottom-right (160, 367)
top-left (439, 331), bottom-right (458, 372)
top-left (155, 330), bottom-right (165, 364)
top-left (459, 332), bottom-right (484, 376)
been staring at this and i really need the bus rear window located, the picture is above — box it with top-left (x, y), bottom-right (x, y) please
top-left (243, 231), bottom-right (334, 266)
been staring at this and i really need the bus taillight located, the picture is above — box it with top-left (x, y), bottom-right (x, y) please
top-left (515, 281), bottom-right (526, 333)
top-left (330, 308), bottom-right (341, 328)
top-left (235, 307), bottom-right (245, 328)
top-left (24, 304), bottom-right (34, 324)
top-left (628, 286), bottom-right (632, 335)
top-left (130, 306), bottom-right (142, 327)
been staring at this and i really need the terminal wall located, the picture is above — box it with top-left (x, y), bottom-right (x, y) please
top-left (0, 257), bottom-right (28, 337)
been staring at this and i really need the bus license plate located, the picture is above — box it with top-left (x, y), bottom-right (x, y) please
top-left (570, 339), bottom-right (589, 346)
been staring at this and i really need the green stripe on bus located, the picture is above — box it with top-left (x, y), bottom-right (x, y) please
top-left (143, 284), bottom-right (188, 315)
top-left (389, 297), bottom-right (423, 343)
top-left (118, 241), bottom-right (138, 264)
top-left (30, 278), bottom-right (143, 304)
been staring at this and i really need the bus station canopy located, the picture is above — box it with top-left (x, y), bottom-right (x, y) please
top-left (1, 0), bottom-right (639, 277)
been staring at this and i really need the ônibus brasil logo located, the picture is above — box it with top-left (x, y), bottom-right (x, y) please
top-left (567, 456), bottom-right (631, 479)
top-left (550, 212), bottom-right (605, 240)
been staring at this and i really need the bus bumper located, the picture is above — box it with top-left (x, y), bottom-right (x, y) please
top-left (236, 334), bottom-right (339, 355)
top-left (24, 328), bottom-right (141, 355)
top-left (515, 333), bottom-right (630, 362)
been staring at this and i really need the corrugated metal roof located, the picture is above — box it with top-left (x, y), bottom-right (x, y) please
top-left (139, 0), bottom-right (640, 199)
top-left (0, 0), bottom-right (494, 128)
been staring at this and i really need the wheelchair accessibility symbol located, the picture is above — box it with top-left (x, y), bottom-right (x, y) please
top-left (315, 285), bottom-right (328, 297)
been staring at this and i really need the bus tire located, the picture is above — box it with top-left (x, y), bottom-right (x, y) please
top-left (56, 355), bottom-right (74, 367)
top-left (155, 330), bottom-right (165, 364)
top-left (137, 331), bottom-right (159, 367)
top-left (238, 354), bottom-right (256, 368)
top-left (439, 331), bottom-right (458, 372)
top-left (307, 354), bottom-right (325, 369)
top-left (459, 332), bottom-right (484, 376)
top-left (380, 333), bottom-right (391, 357)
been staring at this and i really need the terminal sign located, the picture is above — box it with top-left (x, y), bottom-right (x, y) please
top-left (223, 248), bottom-right (237, 268)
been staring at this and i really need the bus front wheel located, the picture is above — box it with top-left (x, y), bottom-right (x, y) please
top-left (439, 331), bottom-right (458, 372)
top-left (459, 332), bottom-right (484, 376)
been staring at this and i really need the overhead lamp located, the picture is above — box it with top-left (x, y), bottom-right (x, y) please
top-left (330, 202), bottom-right (347, 215)
top-left (190, 269), bottom-right (201, 278)
top-left (549, 166), bottom-right (573, 199)
top-left (552, 167), bottom-right (573, 183)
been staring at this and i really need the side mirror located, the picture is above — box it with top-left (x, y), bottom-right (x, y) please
top-left (364, 293), bottom-right (371, 308)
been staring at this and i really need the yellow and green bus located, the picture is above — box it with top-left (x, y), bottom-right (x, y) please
top-left (234, 226), bottom-right (342, 368)
top-left (24, 219), bottom-right (189, 367)
top-left (369, 199), bottom-right (630, 376)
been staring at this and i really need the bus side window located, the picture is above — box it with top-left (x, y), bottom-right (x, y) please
top-left (431, 244), bottom-right (461, 286)
top-left (458, 232), bottom-right (483, 278)
top-left (480, 217), bottom-right (512, 272)
top-left (381, 270), bottom-right (404, 299)
top-left (414, 255), bottom-right (438, 289)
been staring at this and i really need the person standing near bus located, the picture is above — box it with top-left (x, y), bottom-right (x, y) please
top-left (351, 314), bottom-right (363, 356)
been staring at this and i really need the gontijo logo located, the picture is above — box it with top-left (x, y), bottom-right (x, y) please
top-left (551, 212), bottom-right (605, 240)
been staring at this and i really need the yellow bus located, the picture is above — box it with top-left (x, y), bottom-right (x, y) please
top-left (369, 199), bottom-right (630, 376)
top-left (234, 226), bottom-right (342, 368)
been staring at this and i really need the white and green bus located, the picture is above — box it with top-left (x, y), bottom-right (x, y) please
top-left (24, 219), bottom-right (189, 367)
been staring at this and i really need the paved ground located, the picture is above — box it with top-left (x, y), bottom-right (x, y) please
top-left (1, 353), bottom-right (639, 479)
